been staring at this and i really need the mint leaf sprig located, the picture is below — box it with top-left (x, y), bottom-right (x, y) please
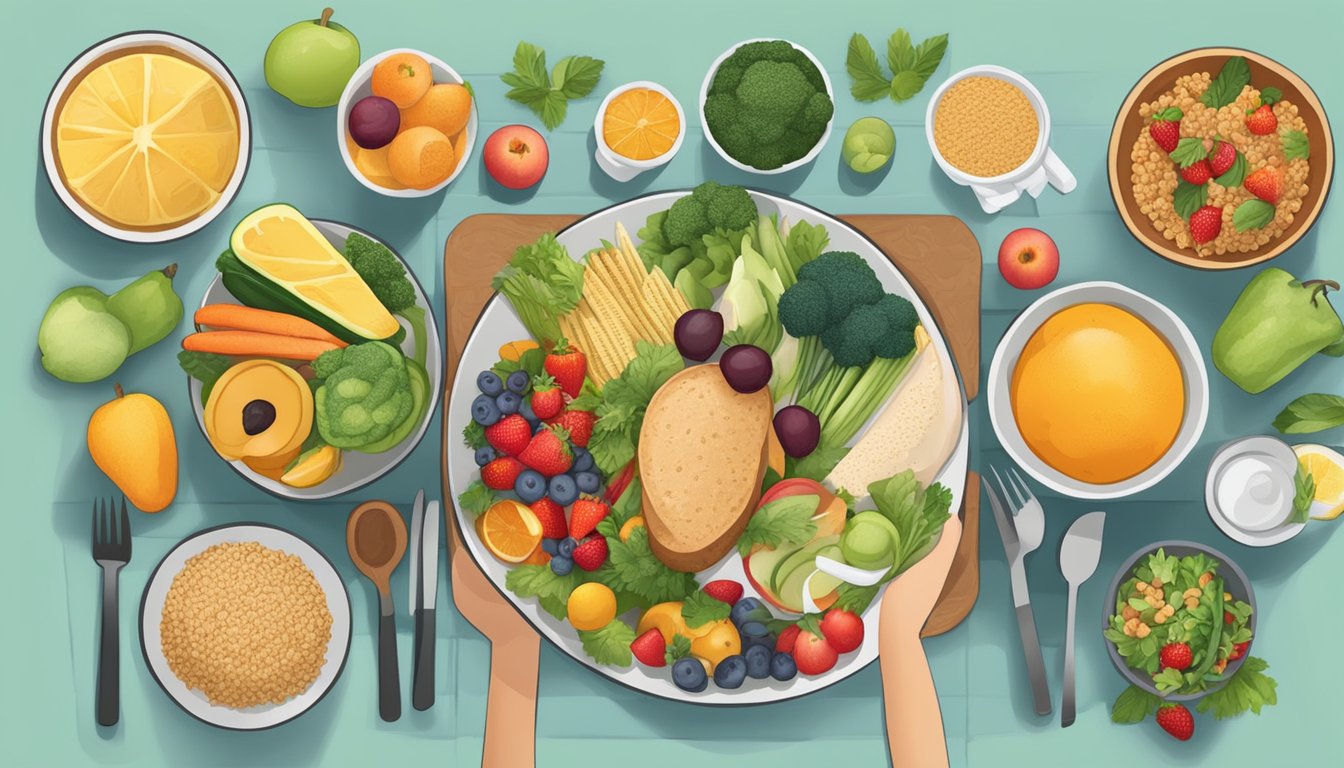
top-left (846, 30), bottom-right (948, 104)
top-left (500, 42), bottom-right (605, 130)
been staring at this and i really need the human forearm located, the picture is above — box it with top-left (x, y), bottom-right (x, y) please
top-left (483, 632), bottom-right (541, 768)
top-left (879, 632), bottom-right (948, 768)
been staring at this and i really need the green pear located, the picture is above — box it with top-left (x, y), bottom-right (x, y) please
top-left (264, 8), bottom-right (361, 108)
top-left (38, 287), bottom-right (130, 383)
top-left (106, 264), bottom-right (183, 354)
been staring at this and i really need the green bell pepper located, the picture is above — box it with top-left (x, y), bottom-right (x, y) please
top-left (1212, 268), bottom-right (1343, 394)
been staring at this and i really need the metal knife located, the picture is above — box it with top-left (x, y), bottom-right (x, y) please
top-left (408, 490), bottom-right (439, 711)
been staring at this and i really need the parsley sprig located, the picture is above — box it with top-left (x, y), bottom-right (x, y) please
top-left (846, 30), bottom-right (948, 104)
top-left (500, 42), bottom-right (605, 130)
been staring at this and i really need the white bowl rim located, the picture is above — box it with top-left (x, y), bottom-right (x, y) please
top-left (1202, 436), bottom-right (1306, 547)
top-left (698, 38), bottom-right (834, 175)
top-left (39, 30), bottom-right (252, 244)
top-left (924, 64), bottom-right (1052, 186)
top-left (594, 80), bottom-right (686, 169)
top-left (336, 47), bottom-right (477, 198)
top-left (987, 281), bottom-right (1210, 500)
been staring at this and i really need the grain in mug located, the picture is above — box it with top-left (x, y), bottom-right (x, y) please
top-left (934, 76), bottom-right (1039, 177)
top-left (160, 541), bottom-right (333, 709)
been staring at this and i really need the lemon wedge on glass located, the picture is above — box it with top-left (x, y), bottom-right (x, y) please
top-left (54, 52), bottom-right (239, 229)
top-left (1292, 444), bottom-right (1344, 520)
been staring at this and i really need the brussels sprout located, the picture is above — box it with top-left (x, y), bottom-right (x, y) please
top-left (842, 117), bottom-right (896, 174)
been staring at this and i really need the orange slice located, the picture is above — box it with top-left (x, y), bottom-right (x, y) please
top-left (54, 52), bottom-right (239, 229)
top-left (602, 87), bottom-right (679, 161)
top-left (480, 500), bottom-right (543, 563)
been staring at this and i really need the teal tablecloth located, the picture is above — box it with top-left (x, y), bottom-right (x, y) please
top-left (5, 0), bottom-right (1343, 765)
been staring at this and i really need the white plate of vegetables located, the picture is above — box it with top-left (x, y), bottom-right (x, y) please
top-left (180, 204), bottom-right (442, 500)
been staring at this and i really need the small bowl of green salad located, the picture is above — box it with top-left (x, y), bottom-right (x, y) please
top-left (1103, 541), bottom-right (1256, 702)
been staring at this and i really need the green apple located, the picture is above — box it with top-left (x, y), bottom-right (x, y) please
top-left (105, 264), bottom-right (182, 354)
top-left (39, 287), bottom-right (130, 383)
top-left (264, 7), bottom-right (360, 108)
top-left (840, 511), bottom-right (900, 571)
top-left (842, 117), bottom-right (896, 174)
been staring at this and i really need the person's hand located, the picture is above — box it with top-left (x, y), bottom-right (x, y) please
top-left (449, 516), bottom-right (540, 768)
top-left (877, 511), bottom-right (963, 768)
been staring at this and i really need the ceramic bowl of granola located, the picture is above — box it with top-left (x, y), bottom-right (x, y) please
top-left (1108, 48), bottom-right (1333, 270)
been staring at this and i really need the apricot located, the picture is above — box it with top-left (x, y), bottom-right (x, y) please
top-left (386, 126), bottom-right (456, 189)
top-left (88, 384), bottom-right (177, 512)
top-left (371, 52), bottom-right (432, 108)
top-left (401, 83), bottom-right (472, 138)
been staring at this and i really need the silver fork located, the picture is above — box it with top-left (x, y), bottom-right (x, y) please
top-left (92, 496), bottom-right (131, 727)
top-left (984, 466), bottom-right (1051, 715)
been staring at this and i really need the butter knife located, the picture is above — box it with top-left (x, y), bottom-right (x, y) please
top-left (408, 491), bottom-right (439, 710)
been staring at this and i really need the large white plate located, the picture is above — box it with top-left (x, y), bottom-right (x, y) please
top-left (139, 524), bottom-right (351, 730)
top-left (446, 191), bottom-right (969, 705)
top-left (189, 218), bottom-right (443, 500)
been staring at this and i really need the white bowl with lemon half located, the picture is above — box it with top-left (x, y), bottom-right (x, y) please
top-left (41, 31), bottom-right (250, 243)
top-left (988, 282), bottom-right (1209, 500)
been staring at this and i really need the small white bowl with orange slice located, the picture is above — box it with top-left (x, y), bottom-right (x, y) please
top-left (41, 31), bottom-right (250, 243)
top-left (337, 48), bottom-right (476, 197)
top-left (593, 81), bottom-right (685, 181)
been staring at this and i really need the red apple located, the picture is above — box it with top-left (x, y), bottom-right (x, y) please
top-left (997, 228), bottom-right (1059, 290)
top-left (484, 124), bottom-right (548, 189)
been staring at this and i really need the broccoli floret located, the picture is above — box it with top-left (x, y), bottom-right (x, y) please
top-left (314, 341), bottom-right (414, 451)
top-left (660, 181), bottom-right (757, 250)
top-left (702, 41), bottom-right (834, 170)
top-left (344, 232), bottom-right (427, 366)
top-left (778, 252), bottom-right (920, 367)
top-left (830, 305), bottom-right (890, 367)
top-left (778, 279), bottom-right (831, 337)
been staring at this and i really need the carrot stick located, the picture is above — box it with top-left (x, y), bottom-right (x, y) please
top-left (182, 331), bottom-right (340, 361)
top-left (194, 304), bottom-right (347, 347)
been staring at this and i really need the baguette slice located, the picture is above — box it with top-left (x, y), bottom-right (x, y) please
top-left (639, 364), bottom-right (774, 572)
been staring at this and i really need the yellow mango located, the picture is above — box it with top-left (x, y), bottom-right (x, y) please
top-left (87, 384), bottom-right (177, 512)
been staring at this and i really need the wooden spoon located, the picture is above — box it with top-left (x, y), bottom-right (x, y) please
top-left (347, 500), bottom-right (407, 722)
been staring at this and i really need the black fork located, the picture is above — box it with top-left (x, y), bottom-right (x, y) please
top-left (91, 496), bottom-right (131, 727)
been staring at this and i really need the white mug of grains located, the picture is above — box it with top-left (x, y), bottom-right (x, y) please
top-left (594, 81), bottom-right (686, 182)
top-left (925, 66), bottom-right (1076, 213)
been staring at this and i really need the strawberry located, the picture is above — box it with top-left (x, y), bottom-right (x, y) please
top-left (1160, 642), bottom-right (1193, 671)
top-left (484, 414), bottom-right (531, 456)
top-left (630, 628), bottom-right (667, 667)
top-left (480, 457), bottom-right (525, 490)
top-left (529, 497), bottom-right (568, 539)
top-left (529, 375), bottom-right (565, 420)
top-left (1244, 166), bottom-right (1284, 204)
top-left (544, 338), bottom-right (587, 398)
top-left (1207, 140), bottom-right (1236, 177)
top-left (702, 580), bottom-right (744, 606)
top-left (1179, 159), bottom-right (1213, 186)
top-left (1148, 107), bottom-right (1183, 153)
top-left (793, 630), bottom-right (838, 675)
top-left (569, 497), bottom-right (610, 539)
top-left (1156, 704), bottom-right (1195, 741)
top-left (776, 624), bottom-right (801, 654)
top-left (571, 535), bottom-right (608, 571)
top-left (819, 609), bottom-right (865, 654)
top-left (1225, 610), bottom-right (1236, 625)
top-left (604, 460), bottom-right (636, 505)
top-left (1245, 104), bottom-right (1277, 135)
top-left (547, 408), bottom-right (596, 447)
top-left (1189, 205), bottom-right (1223, 245)
top-left (1229, 640), bottom-right (1251, 661)
top-left (518, 424), bottom-right (573, 476)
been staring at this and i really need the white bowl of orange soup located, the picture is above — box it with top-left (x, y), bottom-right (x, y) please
top-left (988, 282), bottom-right (1209, 499)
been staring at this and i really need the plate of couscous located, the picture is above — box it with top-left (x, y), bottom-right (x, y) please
top-left (139, 524), bottom-right (351, 730)
top-left (1108, 48), bottom-right (1333, 269)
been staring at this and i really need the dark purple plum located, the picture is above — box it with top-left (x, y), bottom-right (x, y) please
top-left (720, 344), bottom-right (772, 394)
top-left (674, 309), bottom-right (724, 362)
top-left (773, 405), bottom-right (820, 458)
top-left (349, 95), bottom-right (400, 149)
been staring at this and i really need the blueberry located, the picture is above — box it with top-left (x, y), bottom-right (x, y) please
top-left (770, 652), bottom-right (797, 681)
top-left (739, 620), bottom-right (769, 638)
top-left (744, 644), bottom-right (772, 680)
top-left (557, 537), bottom-right (578, 559)
top-left (540, 538), bottom-right (559, 556)
top-left (519, 400), bottom-right (538, 425)
top-left (506, 370), bottom-right (531, 394)
top-left (571, 447), bottom-right (594, 473)
top-left (549, 555), bottom-right (573, 576)
top-left (549, 474), bottom-right (579, 506)
top-left (574, 471), bottom-right (601, 494)
top-left (496, 391), bottom-right (522, 415)
top-left (474, 446), bottom-right (497, 467)
top-left (713, 655), bottom-right (748, 689)
top-left (471, 395), bottom-right (501, 426)
top-left (477, 370), bottom-right (504, 396)
top-left (672, 657), bottom-right (708, 693)
top-left (514, 469), bottom-right (546, 504)
top-left (730, 597), bottom-right (768, 626)
top-left (743, 635), bottom-right (774, 654)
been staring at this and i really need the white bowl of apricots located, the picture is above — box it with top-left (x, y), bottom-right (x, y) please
top-left (337, 48), bottom-right (477, 197)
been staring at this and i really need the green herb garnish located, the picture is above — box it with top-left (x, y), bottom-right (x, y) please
top-left (577, 619), bottom-right (635, 666)
top-left (1201, 56), bottom-right (1251, 108)
top-left (1273, 393), bottom-right (1344, 434)
top-left (500, 42), bottom-right (604, 130)
top-left (1173, 180), bottom-right (1208, 219)
top-left (1233, 199), bottom-right (1276, 231)
top-left (1283, 129), bottom-right (1310, 161)
top-left (846, 30), bottom-right (948, 103)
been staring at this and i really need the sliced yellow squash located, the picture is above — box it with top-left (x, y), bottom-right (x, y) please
top-left (281, 444), bottom-right (342, 488)
top-left (230, 204), bottom-right (401, 341)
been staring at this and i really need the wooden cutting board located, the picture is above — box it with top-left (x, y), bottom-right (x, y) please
top-left (440, 213), bottom-right (981, 637)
